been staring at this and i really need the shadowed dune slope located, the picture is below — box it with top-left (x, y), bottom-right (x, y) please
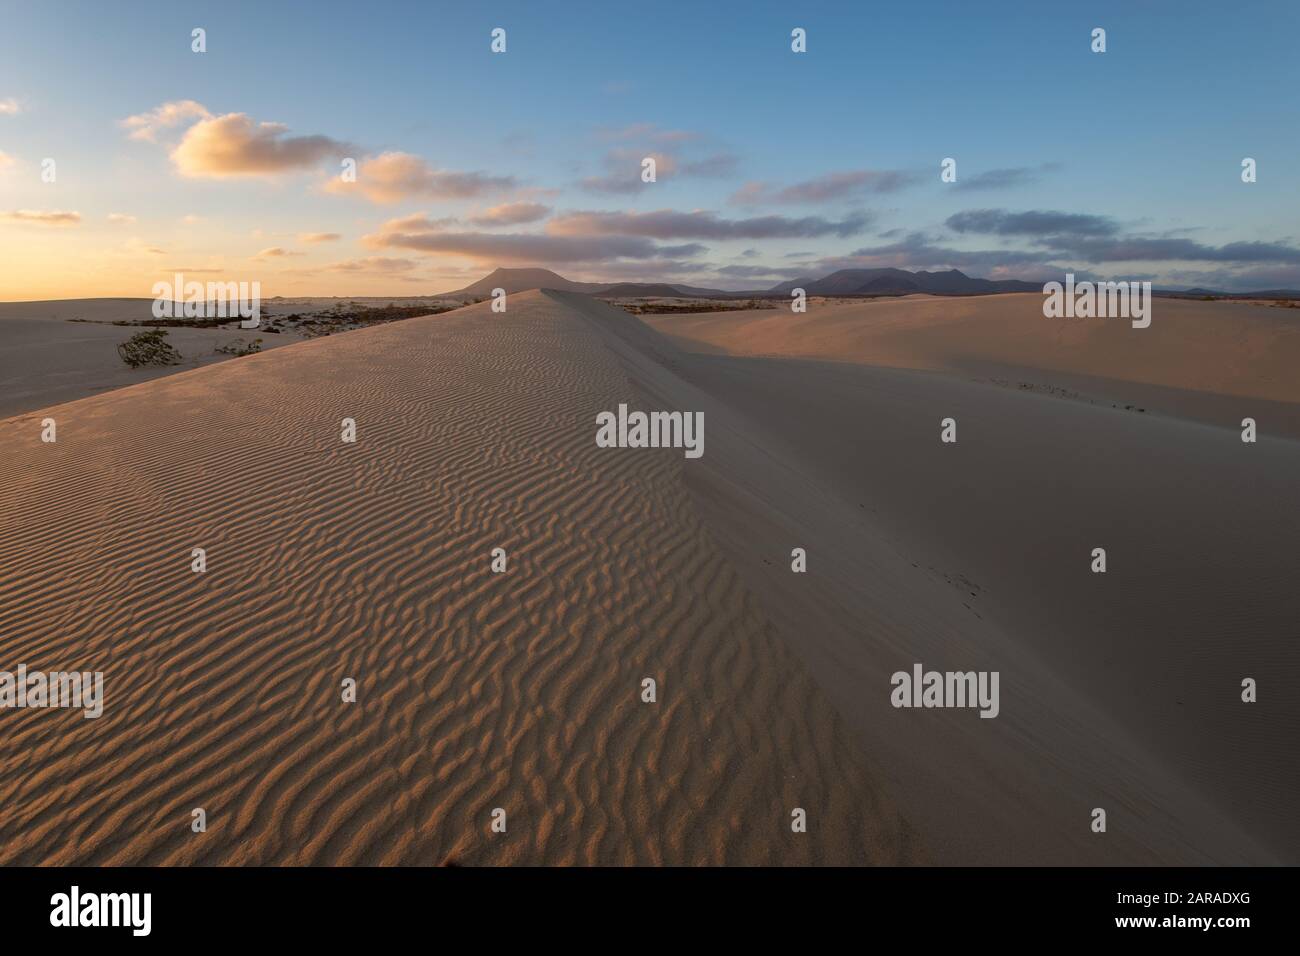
top-left (553, 292), bottom-right (1296, 865)
top-left (0, 290), bottom-right (913, 865)
top-left (648, 293), bottom-right (1300, 438)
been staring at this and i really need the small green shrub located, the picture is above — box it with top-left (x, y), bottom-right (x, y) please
top-left (117, 328), bottom-right (182, 368)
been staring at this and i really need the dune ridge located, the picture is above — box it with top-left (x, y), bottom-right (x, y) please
top-left (0, 290), bottom-right (913, 865)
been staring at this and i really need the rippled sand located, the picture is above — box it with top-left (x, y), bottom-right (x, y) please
top-left (0, 291), bottom-right (912, 865)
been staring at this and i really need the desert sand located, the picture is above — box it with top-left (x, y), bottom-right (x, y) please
top-left (0, 296), bottom-right (466, 419)
top-left (0, 291), bottom-right (912, 865)
top-left (1, 290), bottom-right (1294, 864)
top-left (649, 293), bottom-right (1300, 438)
top-left (0, 300), bottom-right (299, 419)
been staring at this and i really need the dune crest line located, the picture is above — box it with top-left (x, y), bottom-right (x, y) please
top-left (0, 290), bottom-right (913, 865)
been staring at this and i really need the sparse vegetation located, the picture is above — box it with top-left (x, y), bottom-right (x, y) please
top-left (215, 338), bottom-right (263, 357)
top-left (289, 303), bottom-right (455, 337)
top-left (603, 297), bottom-right (779, 315)
top-left (100, 302), bottom-right (457, 338)
top-left (136, 316), bottom-right (229, 328)
top-left (117, 328), bottom-right (182, 368)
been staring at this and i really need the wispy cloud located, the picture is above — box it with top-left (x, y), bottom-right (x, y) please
top-left (547, 208), bottom-right (872, 240)
top-left (947, 208), bottom-right (1117, 237)
top-left (595, 123), bottom-right (700, 145)
top-left (1045, 236), bottom-right (1300, 264)
top-left (579, 124), bottom-right (739, 194)
top-left (324, 151), bottom-right (515, 204)
top-left (678, 153), bottom-right (740, 178)
top-left (946, 208), bottom-right (1300, 265)
top-left (952, 163), bottom-right (1059, 192)
top-left (579, 150), bottom-right (676, 195)
top-left (0, 97), bottom-right (23, 117)
top-left (121, 100), bottom-right (212, 142)
top-left (364, 213), bottom-right (703, 264)
top-left (1, 209), bottom-right (81, 225)
top-left (324, 257), bottom-right (420, 273)
top-left (467, 201), bottom-right (552, 226)
top-left (298, 232), bottom-right (342, 243)
top-left (730, 169), bottom-right (919, 205)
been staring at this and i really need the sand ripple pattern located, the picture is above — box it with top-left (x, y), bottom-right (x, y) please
top-left (0, 291), bottom-right (913, 865)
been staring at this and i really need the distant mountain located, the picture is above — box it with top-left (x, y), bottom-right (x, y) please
top-left (444, 267), bottom-right (1298, 301)
top-left (768, 276), bottom-right (817, 295)
top-left (445, 270), bottom-right (736, 298)
top-left (860, 275), bottom-right (920, 294)
top-left (661, 282), bottom-right (743, 297)
top-left (1160, 287), bottom-right (1300, 299)
top-left (447, 268), bottom-right (608, 297)
top-left (769, 268), bottom-right (1042, 296)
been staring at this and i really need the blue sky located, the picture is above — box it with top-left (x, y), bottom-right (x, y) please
top-left (1, 0), bottom-right (1298, 297)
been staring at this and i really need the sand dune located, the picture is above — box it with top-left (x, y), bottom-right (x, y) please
top-left (648, 293), bottom-right (1300, 438)
top-left (0, 314), bottom-right (297, 419)
top-left (1, 290), bottom-right (1293, 865)
top-left (0, 290), bottom-right (911, 865)
top-left (0, 297), bottom-right (461, 420)
top-left (647, 292), bottom-right (1299, 862)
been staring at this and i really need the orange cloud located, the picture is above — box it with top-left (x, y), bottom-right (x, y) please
top-left (172, 113), bottom-right (351, 178)
top-left (324, 151), bottom-right (515, 204)
top-left (120, 100), bottom-right (211, 142)
top-left (362, 213), bottom-right (692, 264)
top-left (122, 101), bottom-right (352, 178)
top-left (468, 201), bottom-right (552, 226)
top-left (1, 209), bottom-right (81, 225)
top-left (325, 257), bottom-right (418, 273)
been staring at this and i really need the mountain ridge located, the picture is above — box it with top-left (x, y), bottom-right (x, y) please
top-left (441, 267), bottom-right (1300, 300)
